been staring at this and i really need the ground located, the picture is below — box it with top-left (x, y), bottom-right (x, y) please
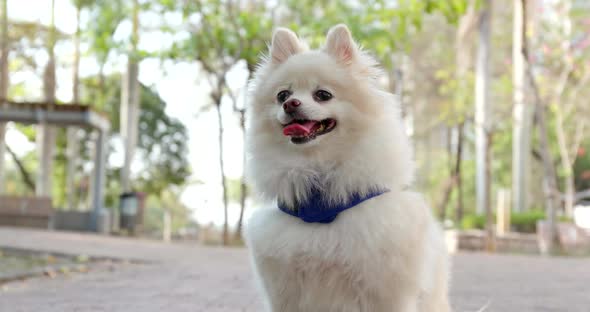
top-left (0, 227), bottom-right (588, 312)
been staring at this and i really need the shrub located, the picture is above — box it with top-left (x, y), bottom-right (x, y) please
top-left (460, 214), bottom-right (486, 230)
top-left (511, 210), bottom-right (545, 233)
top-left (459, 210), bottom-right (558, 233)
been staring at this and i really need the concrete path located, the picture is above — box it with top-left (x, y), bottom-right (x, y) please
top-left (0, 227), bottom-right (588, 312)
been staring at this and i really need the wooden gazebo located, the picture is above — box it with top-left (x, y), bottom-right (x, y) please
top-left (0, 101), bottom-right (110, 231)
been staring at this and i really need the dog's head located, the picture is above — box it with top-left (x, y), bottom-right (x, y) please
top-left (247, 25), bottom-right (414, 205)
top-left (250, 25), bottom-right (384, 148)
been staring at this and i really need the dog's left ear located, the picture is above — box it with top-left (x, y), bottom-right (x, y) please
top-left (324, 24), bottom-right (358, 65)
top-left (271, 28), bottom-right (303, 64)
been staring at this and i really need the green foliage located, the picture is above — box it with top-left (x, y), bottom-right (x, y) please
top-left (14, 0), bottom-right (590, 237)
top-left (52, 128), bottom-right (68, 207)
top-left (3, 151), bottom-right (36, 196)
top-left (72, 0), bottom-right (94, 9)
top-left (85, 0), bottom-right (126, 65)
top-left (533, 1), bottom-right (590, 194)
top-left (7, 21), bottom-right (68, 50)
top-left (460, 210), bottom-right (569, 233)
top-left (38, 75), bottom-right (192, 208)
top-left (165, 0), bottom-right (272, 71)
top-left (143, 189), bottom-right (193, 236)
top-left (417, 3), bottom-right (528, 219)
top-left (164, 0), bottom-right (469, 74)
top-left (81, 75), bottom-right (191, 197)
top-left (491, 125), bottom-right (513, 188)
top-left (510, 210), bottom-right (546, 233)
top-left (226, 178), bottom-right (248, 203)
top-left (460, 214), bottom-right (485, 230)
top-left (423, 152), bottom-right (477, 219)
top-left (435, 68), bottom-right (475, 124)
top-left (574, 142), bottom-right (590, 191)
top-left (282, 0), bottom-right (468, 68)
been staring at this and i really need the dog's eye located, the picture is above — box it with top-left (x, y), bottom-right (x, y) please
top-left (313, 90), bottom-right (333, 102)
top-left (277, 90), bottom-right (291, 103)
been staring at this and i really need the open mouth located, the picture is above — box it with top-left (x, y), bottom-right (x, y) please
top-left (282, 118), bottom-right (337, 144)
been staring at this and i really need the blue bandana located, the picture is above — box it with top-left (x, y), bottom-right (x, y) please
top-left (278, 187), bottom-right (389, 223)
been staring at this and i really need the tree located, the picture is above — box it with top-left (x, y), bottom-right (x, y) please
top-left (120, 0), bottom-right (141, 193)
top-left (133, 85), bottom-right (191, 196)
top-left (574, 144), bottom-right (590, 193)
top-left (520, 0), bottom-right (559, 254)
top-left (36, 0), bottom-right (57, 197)
top-left (65, 0), bottom-right (92, 210)
top-left (168, 0), bottom-right (273, 245)
top-left (536, 0), bottom-right (590, 216)
top-left (437, 2), bottom-right (478, 222)
top-left (475, 0), bottom-right (494, 251)
top-left (0, 16), bottom-right (69, 200)
top-left (85, 0), bottom-right (126, 101)
top-left (183, 0), bottom-right (470, 244)
top-left (226, 83), bottom-right (249, 241)
top-left (144, 188), bottom-right (193, 241)
top-left (527, 64), bottom-right (561, 254)
top-left (511, 0), bottom-right (532, 213)
top-left (80, 75), bottom-right (191, 208)
top-left (82, 0), bottom-right (143, 206)
top-left (4, 148), bottom-right (35, 194)
top-left (0, 0), bottom-right (8, 193)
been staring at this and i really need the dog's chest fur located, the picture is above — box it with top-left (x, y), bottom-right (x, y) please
top-left (245, 192), bottom-right (430, 312)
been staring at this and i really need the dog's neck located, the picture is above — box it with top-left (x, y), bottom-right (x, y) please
top-left (277, 186), bottom-right (389, 223)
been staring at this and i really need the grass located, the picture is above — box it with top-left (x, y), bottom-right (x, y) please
top-left (0, 248), bottom-right (90, 283)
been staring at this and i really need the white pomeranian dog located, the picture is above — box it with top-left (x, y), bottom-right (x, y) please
top-left (243, 24), bottom-right (450, 312)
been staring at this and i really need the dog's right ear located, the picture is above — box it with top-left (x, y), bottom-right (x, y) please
top-left (324, 24), bottom-right (358, 66)
top-left (270, 28), bottom-right (303, 64)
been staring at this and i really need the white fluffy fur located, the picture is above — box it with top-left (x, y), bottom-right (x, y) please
top-left (243, 24), bottom-right (451, 312)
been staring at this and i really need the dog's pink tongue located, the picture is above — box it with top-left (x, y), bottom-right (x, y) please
top-left (283, 121), bottom-right (317, 137)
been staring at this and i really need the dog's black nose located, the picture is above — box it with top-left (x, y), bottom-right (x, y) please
top-left (283, 99), bottom-right (301, 114)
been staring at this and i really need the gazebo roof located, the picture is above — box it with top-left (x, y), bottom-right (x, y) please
top-left (0, 101), bottom-right (110, 131)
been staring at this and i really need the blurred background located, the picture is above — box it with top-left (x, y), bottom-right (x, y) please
top-left (0, 0), bottom-right (589, 255)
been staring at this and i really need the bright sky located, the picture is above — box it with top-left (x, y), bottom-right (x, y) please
top-left (6, 0), bottom-right (252, 227)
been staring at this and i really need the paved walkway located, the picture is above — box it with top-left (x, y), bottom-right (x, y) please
top-left (0, 227), bottom-right (589, 312)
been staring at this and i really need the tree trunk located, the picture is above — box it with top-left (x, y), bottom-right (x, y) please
top-left (99, 63), bottom-right (106, 94)
top-left (453, 2), bottom-right (475, 223)
top-left (533, 86), bottom-right (560, 255)
top-left (215, 102), bottom-right (229, 246)
top-left (438, 124), bottom-right (465, 223)
top-left (36, 0), bottom-right (57, 197)
top-left (163, 208), bottom-right (171, 242)
top-left (5, 143), bottom-right (35, 192)
top-left (66, 5), bottom-right (82, 210)
top-left (485, 131), bottom-right (495, 251)
top-left (120, 0), bottom-right (140, 193)
top-left (475, 0), bottom-right (492, 219)
top-left (474, 0), bottom-right (494, 251)
top-left (233, 72), bottom-right (252, 242)
top-left (390, 53), bottom-right (406, 119)
top-left (438, 126), bottom-right (454, 220)
top-left (523, 47), bottom-right (561, 256)
top-left (0, 0), bottom-right (8, 194)
top-left (554, 98), bottom-right (577, 217)
top-left (437, 175), bottom-right (456, 220)
top-left (234, 110), bottom-right (247, 241)
top-left (549, 0), bottom-right (578, 218)
top-left (447, 126), bottom-right (453, 177)
top-left (564, 175), bottom-right (575, 215)
top-left (455, 123), bottom-right (465, 223)
top-left (512, 0), bottom-right (532, 213)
